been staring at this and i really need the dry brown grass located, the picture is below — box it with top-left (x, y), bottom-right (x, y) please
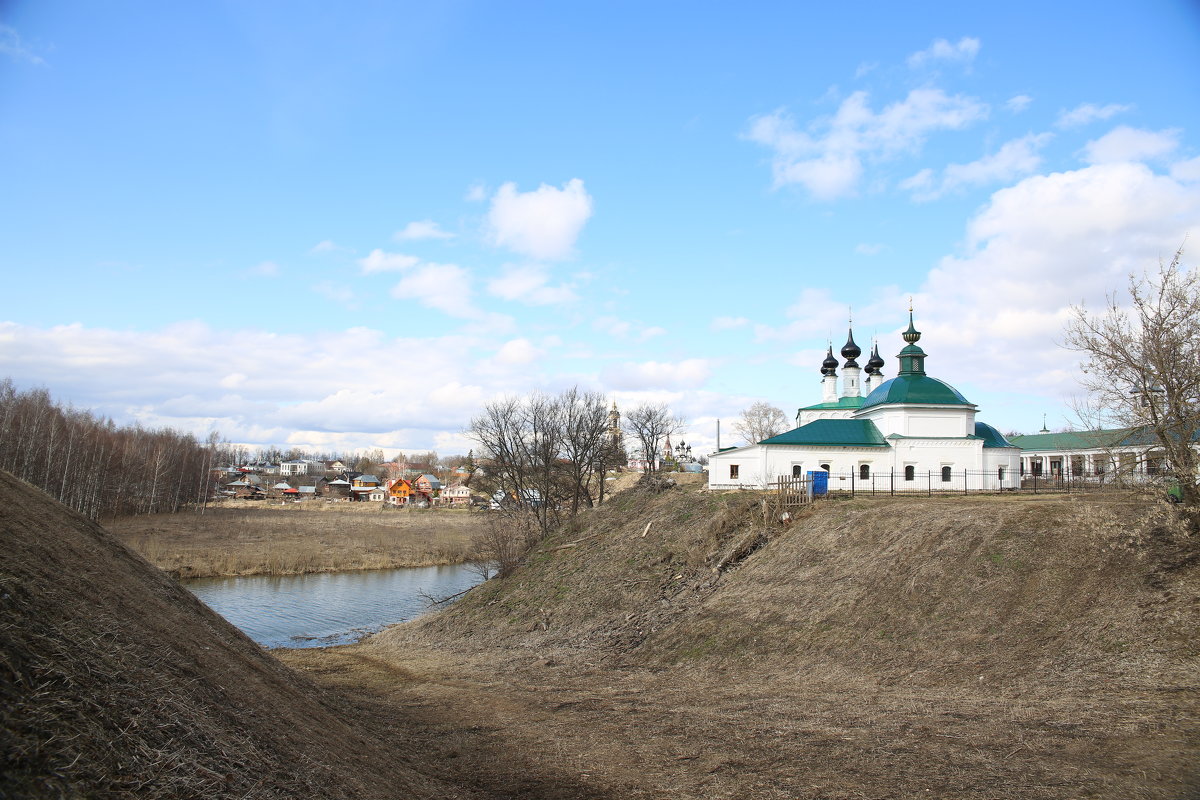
top-left (0, 469), bottom-right (474, 799)
top-left (311, 481), bottom-right (1200, 799)
top-left (106, 502), bottom-right (482, 578)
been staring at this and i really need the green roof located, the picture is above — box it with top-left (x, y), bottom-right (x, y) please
top-left (798, 396), bottom-right (866, 412)
top-left (1008, 428), bottom-right (1134, 451)
top-left (974, 421), bottom-right (1018, 449)
top-left (760, 419), bottom-right (889, 448)
top-left (859, 374), bottom-right (972, 409)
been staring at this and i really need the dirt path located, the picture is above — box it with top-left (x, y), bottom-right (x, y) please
top-left (280, 643), bottom-right (1199, 800)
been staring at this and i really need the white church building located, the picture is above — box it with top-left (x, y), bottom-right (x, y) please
top-left (708, 313), bottom-right (1021, 491)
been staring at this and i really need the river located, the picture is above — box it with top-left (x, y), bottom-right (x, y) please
top-left (185, 564), bottom-right (483, 649)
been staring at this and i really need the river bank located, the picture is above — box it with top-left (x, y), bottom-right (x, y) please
top-left (107, 503), bottom-right (481, 578)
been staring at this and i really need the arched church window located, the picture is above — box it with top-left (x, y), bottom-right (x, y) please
top-left (859, 464), bottom-right (870, 480)
top-left (820, 463), bottom-right (830, 472)
top-left (904, 465), bottom-right (915, 482)
top-left (998, 467), bottom-right (1006, 481)
top-left (941, 466), bottom-right (952, 482)
top-left (792, 465), bottom-right (802, 478)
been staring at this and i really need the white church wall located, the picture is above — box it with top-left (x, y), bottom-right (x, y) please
top-left (859, 405), bottom-right (975, 438)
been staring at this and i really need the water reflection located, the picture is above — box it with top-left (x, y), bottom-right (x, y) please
top-left (186, 564), bottom-right (482, 649)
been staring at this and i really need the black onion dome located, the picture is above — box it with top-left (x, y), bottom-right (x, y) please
top-left (865, 342), bottom-right (884, 375)
top-left (821, 345), bottom-right (838, 376)
top-left (841, 328), bottom-right (861, 368)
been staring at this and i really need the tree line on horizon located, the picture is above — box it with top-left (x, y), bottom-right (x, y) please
top-left (0, 379), bottom-right (225, 520)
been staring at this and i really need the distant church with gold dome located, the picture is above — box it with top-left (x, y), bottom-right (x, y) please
top-left (708, 311), bottom-right (1021, 490)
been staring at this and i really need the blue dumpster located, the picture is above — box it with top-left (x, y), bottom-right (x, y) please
top-left (807, 470), bottom-right (829, 496)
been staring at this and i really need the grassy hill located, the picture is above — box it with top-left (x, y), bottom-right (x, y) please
top-left (353, 475), bottom-right (1200, 798)
top-left (397, 478), bottom-right (1197, 687)
top-left (0, 469), bottom-right (470, 799)
top-left (4, 462), bottom-right (1197, 799)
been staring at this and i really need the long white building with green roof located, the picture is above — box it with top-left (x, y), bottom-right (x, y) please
top-left (1007, 427), bottom-right (1178, 481)
top-left (708, 313), bottom-right (1021, 490)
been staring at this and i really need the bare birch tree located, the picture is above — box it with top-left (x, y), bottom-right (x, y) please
top-left (1064, 244), bottom-right (1200, 506)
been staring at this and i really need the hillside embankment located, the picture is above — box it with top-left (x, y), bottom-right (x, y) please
top-left (284, 477), bottom-right (1200, 799)
top-left (107, 503), bottom-right (479, 578)
top-left (4, 465), bottom-right (1198, 799)
top-left (0, 469), bottom-right (489, 799)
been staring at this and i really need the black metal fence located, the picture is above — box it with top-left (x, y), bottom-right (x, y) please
top-left (781, 469), bottom-right (1102, 497)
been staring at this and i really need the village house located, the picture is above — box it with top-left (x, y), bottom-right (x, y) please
top-left (414, 474), bottom-right (442, 503)
top-left (223, 474), bottom-right (265, 499)
top-left (317, 477), bottom-right (352, 499)
top-left (387, 478), bottom-right (415, 507)
top-left (267, 480), bottom-right (293, 499)
top-left (440, 483), bottom-right (471, 506)
top-left (280, 459), bottom-right (324, 476)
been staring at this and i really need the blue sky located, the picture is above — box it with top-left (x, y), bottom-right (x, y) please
top-left (2, 1), bottom-right (1199, 456)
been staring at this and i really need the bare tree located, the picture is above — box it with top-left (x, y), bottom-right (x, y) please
top-left (557, 388), bottom-right (612, 515)
top-left (469, 389), bottom-right (607, 534)
top-left (623, 403), bottom-right (685, 474)
top-left (1064, 244), bottom-right (1200, 506)
top-left (733, 401), bottom-right (788, 445)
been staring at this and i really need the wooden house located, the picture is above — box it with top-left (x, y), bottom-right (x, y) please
top-left (387, 478), bottom-right (415, 506)
top-left (318, 478), bottom-right (352, 499)
top-left (414, 474), bottom-right (442, 502)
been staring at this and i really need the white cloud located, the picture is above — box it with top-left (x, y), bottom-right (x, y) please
top-left (358, 249), bottom-right (420, 274)
top-left (746, 89), bottom-right (988, 199)
top-left (465, 182), bottom-right (487, 202)
top-left (485, 179), bottom-right (594, 260)
top-left (590, 316), bottom-right (664, 340)
top-left (1172, 156), bottom-right (1200, 183)
top-left (855, 243), bottom-right (886, 256)
top-left (602, 359), bottom-right (712, 390)
top-left (1005, 95), bottom-right (1032, 113)
top-left (393, 220), bottom-right (455, 241)
top-left (711, 316), bottom-right (749, 331)
top-left (907, 37), bottom-right (980, 69)
top-left (0, 25), bottom-right (46, 66)
top-left (486, 264), bottom-right (577, 306)
top-left (0, 321), bottom-right (505, 452)
top-left (1055, 102), bottom-right (1131, 128)
top-left (898, 168), bottom-right (934, 193)
top-left (1082, 126), bottom-right (1180, 164)
top-left (251, 260), bottom-right (282, 277)
top-left (390, 262), bottom-right (475, 317)
top-left (310, 239), bottom-right (340, 254)
top-left (493, 338), bottom-right (541, 365)
top-left (752, 287), bottom-right (904, 344)
top-left (904, 133), bottom-right (1053, 200)
top-left (921, 161), bottom-right (1200, 398)
top-left (593, 316), bottom-right (631, 337)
